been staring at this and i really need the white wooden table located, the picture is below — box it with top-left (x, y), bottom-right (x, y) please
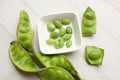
top-left (0, 0), bottom-right (120, 80)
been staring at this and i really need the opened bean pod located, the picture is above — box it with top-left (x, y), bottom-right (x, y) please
top-left (85, 46), bottom-right (104, 65)
top-left (82, 7), bottom-right (96, 37)
top-left (35, 52), bottom-right (83, 80)
top-left (17, 10), bottom-right (34, 53)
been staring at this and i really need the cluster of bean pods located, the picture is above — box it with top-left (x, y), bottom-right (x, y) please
top-left (9, 10), bottom-right (83, 80)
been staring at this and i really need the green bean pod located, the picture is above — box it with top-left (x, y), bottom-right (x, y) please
top-left (38, 67), bottom-right (74, 80)
top-left (82, 7), bottom-right (96, 37)
top-left (85, 46), bottom-right (104, 65)
top-left (35, 52), bottom-right (83, 80)
top-left (9, 41), bottom-right (38, 72)
top-left (17, 10), bottom-right (34, 53)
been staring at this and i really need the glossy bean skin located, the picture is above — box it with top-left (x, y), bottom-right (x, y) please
top-left (9, 41), bottom-right (38, 72)
top-left (17, 10), bottom-right (34, 53)
top-left (62, 18), bottom-right (70, 25)
top-left (53, 20), bottom-right (62, 29)
top-left (59, 28), bottom-right (66, 37)
top-left (50, 32), bottom-right (59, 39)
top-left (63, 34), bottom-right (72, 41)
top-left (82, 7), bottom-right (96, 37)
top-left (66, 40), bottom-right (72, 48)
top-left (46, 38), bottom-right (54, 45)
top-left (53, 38), bottom-right (64, 49)
top-left (47, 23), bottom-right (56, 32)
top-left (35, 52), bottom-right (83, 80)
top-left (85, 46), bottom-right (104, 65)
top-left (66, 26), bottom-right (72, 34)
top-left (38, 67), bottom-right (74, 80)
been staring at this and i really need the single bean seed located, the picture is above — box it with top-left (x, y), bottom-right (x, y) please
top-left (46, 38), bottom-right (54, 45)
top-left (66, 40), bottom-right (72, 48)
top-left (59, 28), bottom-right (66, 37)
top-left (63, 34), bottom-right (72, 41)
top-left (53, 20), bottom-right (62, 29)
top-left (50, 32), bottom-right (59, 39)
top-left (47, 23), bottom-right (56, 32)
top-left (62, 18), bottom-right (70, 25)
top-left (66, 26), bottom-right (73, 34)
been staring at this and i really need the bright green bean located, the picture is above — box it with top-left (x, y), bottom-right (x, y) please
top-left (47, 23), bottom-right (56, 32)
top-left (85, 46), bottom-right (104, 65)
top-left (62, 18), bottom-right (70, 25)
top-left (53, 20), bottom-right (62, 29)
top-left (58, 38), bottom-right (64, 48)
top-left (66, 26), bottom-right (72, 34)
top-left (9, 41), bottom-right (38, 72)
top-left (82, 7), bottom-right (96, 37)
top-left (63, 34), bottom-right (72, 41)
top-left (50, 32), bottom-right (59, 39)
top-left (59, 28), bottom-right (66, 37)
top-left (66, 40), bottom-right (72, 48)
top-left (17, 10), bottom-right (34, 53)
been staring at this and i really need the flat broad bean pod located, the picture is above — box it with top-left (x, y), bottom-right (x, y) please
top-left (35, 52), bottom-right (83, 80)
top-left (38, 67), bottom-right (74, 80)
top-left (82, 7), bottom-right (96, 37)
top-left (9, 41), bottom-right (38, 72)
top-left (17, 10), bottom-right (34, 53)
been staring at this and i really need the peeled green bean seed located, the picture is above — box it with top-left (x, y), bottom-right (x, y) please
top-left (66, 26), bottom-right (72, 34)
top-left (50, 32), bottom-right (59, 39)
top-left (62, 18), bottom-right (70, 25)
top-left (47, 23), bottom-right (55, 32)
top-left (53, 38), bottom-right (64, 49)
top-left (38, 67), bottom-right (74, 80)
top-left (58, 38), bottom-right (64, 48)
top-left (17, 10), bottom-right (34, 53)
top-left (54, 40), bottom-right (60, 49)
top-left (53, 20), bottom-right (62, 29)
top-left (59, 28), bottom-right (66, 37)
top-left (66, 40), bottom-right (72, 48)
top-left (63, 34), bottom-right (72, 41)
top-left (46, 38), bottom-right (54, 45)
top-left (9, 41), bottom-right (38, 72)
top-left (85, 46), bottom-right (104, 65)
top-left (82, 7), bottom-right (96, 37)
top-left (35, 52), bottom-right (83, 80)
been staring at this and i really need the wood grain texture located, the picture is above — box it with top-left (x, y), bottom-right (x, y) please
top-left (0, 0), bottom-right (120, 80)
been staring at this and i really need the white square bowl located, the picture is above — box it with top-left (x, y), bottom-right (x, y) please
top-left (38, 12), bottom-right (82, 54)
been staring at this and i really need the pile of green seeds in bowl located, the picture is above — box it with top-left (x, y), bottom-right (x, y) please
top-left (46, 18), bottom-right (73, 49)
